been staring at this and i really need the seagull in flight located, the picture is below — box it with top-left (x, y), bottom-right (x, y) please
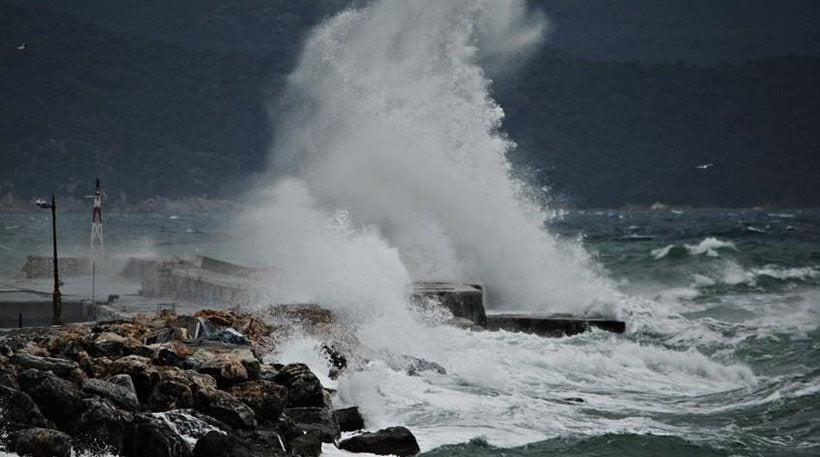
top-left (694, 163), bottom-right (714, 170)
top-left (16, 42), bottom-right (26, 50)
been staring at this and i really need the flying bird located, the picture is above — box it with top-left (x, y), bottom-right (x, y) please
top-left (694, 163), bottom-right (714, 170)
top-left (16, 42), bottom-right (26, 50)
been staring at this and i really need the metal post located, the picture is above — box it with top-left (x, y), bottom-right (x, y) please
top-left (92, 261), bottom-right (96, 305)
top-left (51, 194), bottom-right (62, 325)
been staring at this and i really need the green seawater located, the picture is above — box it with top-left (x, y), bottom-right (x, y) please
top-left (421, 208), bottom-right (819, 457)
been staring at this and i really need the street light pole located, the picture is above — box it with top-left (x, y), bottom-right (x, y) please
top-left (50, 194), bottom-right (62, 325)
top-left (37, 194), bottom-right (62, 325)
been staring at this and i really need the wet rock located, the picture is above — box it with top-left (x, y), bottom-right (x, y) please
top-left (288, 431), bottom-right (322, 457)
top-left (405, 356), bottom-right (446, 376)
top-left (190, 343), bottom-right (260, 387)
top-left (194, 387), bottom-right (257, 429)
top-left (271, 415), bottom-right (304, 444)
top-left (67, 367), bottom-right (88, 384)
top-left (284, 407), bottom-right (340, 443)
top-left (156, 367), bottom-right (218, 395)
top-left (0, 385), bottom-right (54, 430)
top-left (143, 327), bottom-right (187, 345)
top-left (10, 428), bottom-right (72, 457)
top-left (322, 345), bottom-right (347, 379)
top-left (338, 426), bottom-right (421, 456)
top-left (10, 353), bottom-right (79, 377)
top-left (73, 397), bottom-right (134, 454)
top-left (154, 409), bottom-right (231, 446)
top-left (82, 378), bottom-right (140, 412)
top-left (109, 355), bottom-right (161, 404)
top-left (194, 309), bottom-right (274, 344)
top-left (228, 380), bottom-right (289, 422)
top-left (123, 416), bottom-right (192, 457)
top-left (110, 373), bottom-right (138, 391)
top-left (238, 429), bottom-right (287, 456)
top-left (273, 364), bottom-right (326, 408)
top-left (0, 363), bottom-right (19, 389)
top-left (168, 315), bottom-right (205, 339)
top-left (17, 368), bottom-right (82, 429)
top-left (192, 431), bottom-right (254, 457)
top-left (149, 380), bottom-right (194, 412)
top-left (87, 332), bottom-right (130, 357)
top-left (334, 406), bottom-right (365, 432)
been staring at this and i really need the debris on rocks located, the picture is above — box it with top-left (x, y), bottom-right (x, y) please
top-left (0, 307), bottom-right (417, 457)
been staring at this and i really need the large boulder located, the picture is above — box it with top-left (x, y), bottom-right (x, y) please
top-left (17, 368), bottom-right (82, 429)
top-left (0, 362), bottom-right (19, 389)
top-left (228, 380), bottom-right (289, 422)
top-left (86, 332), bottom-right (154, 358)
top-left (149, 380), bottom-right (194, 412)
top-left (194, 388), bottom-right (257, 429)
top-left (190, 344), bottom-right (260, 387)
top-left (72, 397), bottom-right (135, 454)
top-left (192, 431), bottom-right (254, 457)
top-left (334, 406), bottom-right (365, 432)
top-left (109, 355), bottom-right (161, 404)
top-left (10, 428), bottom-right (72, 457)
top-left (288, 431), bottom-right (322, 457)
top-left (82, 378), bottom-right (140, 412)
top-left (284, 407), bottom-right (340, 443)
top-left (273, 364), bottom-right (326, 408)
top-left (122, 416), bottom-right (192, 457)
top-left (11, 353), bottom-right (79, 377)
top-left (156, 367), bottom-right (218, 395)
top-left (338, 427), bottom-right (420, 456)
top-left (237, 429), bottom-right (287, 456)
top-left (0, 385), bottom-right (54, 430)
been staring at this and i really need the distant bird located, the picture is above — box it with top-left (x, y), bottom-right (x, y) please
top-left (694, 163), bottom-right (714, 169)
top-left (16, 42), bottom-right (26, 50)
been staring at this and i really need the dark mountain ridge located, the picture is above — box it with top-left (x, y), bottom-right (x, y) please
top-left (1, 1), bottom-right (818, 208)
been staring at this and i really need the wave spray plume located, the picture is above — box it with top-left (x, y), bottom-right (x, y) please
top-left (241, 0), bottom-right (608, 314)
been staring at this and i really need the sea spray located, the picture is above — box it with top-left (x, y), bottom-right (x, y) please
top-left (242, 0), bottom-right (608, 313)
top-left (235, 2), bottom-right (766, 453)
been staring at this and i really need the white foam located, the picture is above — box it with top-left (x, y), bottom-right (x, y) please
top-left (686, 237), bottom-right (737, 257)
top-left (330, 322), bottom-right (756, 451)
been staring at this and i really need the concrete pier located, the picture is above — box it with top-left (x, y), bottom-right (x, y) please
top-left (139, 256), bottom-right (264, 308)
top-left (411, 282), bottom-right (486, 326)
top-left (6, 254), bottom-right (627, 338)
top-left (486, 313), bottom-right (626, 337)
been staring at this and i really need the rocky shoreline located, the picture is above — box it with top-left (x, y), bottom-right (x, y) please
top-left (0, 306), bottom-right (421, 457)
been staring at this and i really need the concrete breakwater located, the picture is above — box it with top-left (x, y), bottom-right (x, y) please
top-left (0, 307), bottom-right (422, 457)
top-left (134, 256), bottom-right (625, 337)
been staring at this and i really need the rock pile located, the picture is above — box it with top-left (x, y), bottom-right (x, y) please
top-left (0, 308), bottom-right (420, 457)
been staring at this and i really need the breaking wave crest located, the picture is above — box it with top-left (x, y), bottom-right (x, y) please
top-left (652, 237), bottom-right (738, 260)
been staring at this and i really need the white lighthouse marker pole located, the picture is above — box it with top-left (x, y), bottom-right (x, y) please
top-left (86, 178), bottom-right (106, 303)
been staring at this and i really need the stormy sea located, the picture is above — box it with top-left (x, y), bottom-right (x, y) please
top-left (3, 208), bottom-right (819, 457)
top-left (2, 1), bottom-right (818, 456)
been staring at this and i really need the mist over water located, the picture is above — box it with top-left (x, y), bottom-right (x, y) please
top-left (242, 0), bottom-right (608, 313)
